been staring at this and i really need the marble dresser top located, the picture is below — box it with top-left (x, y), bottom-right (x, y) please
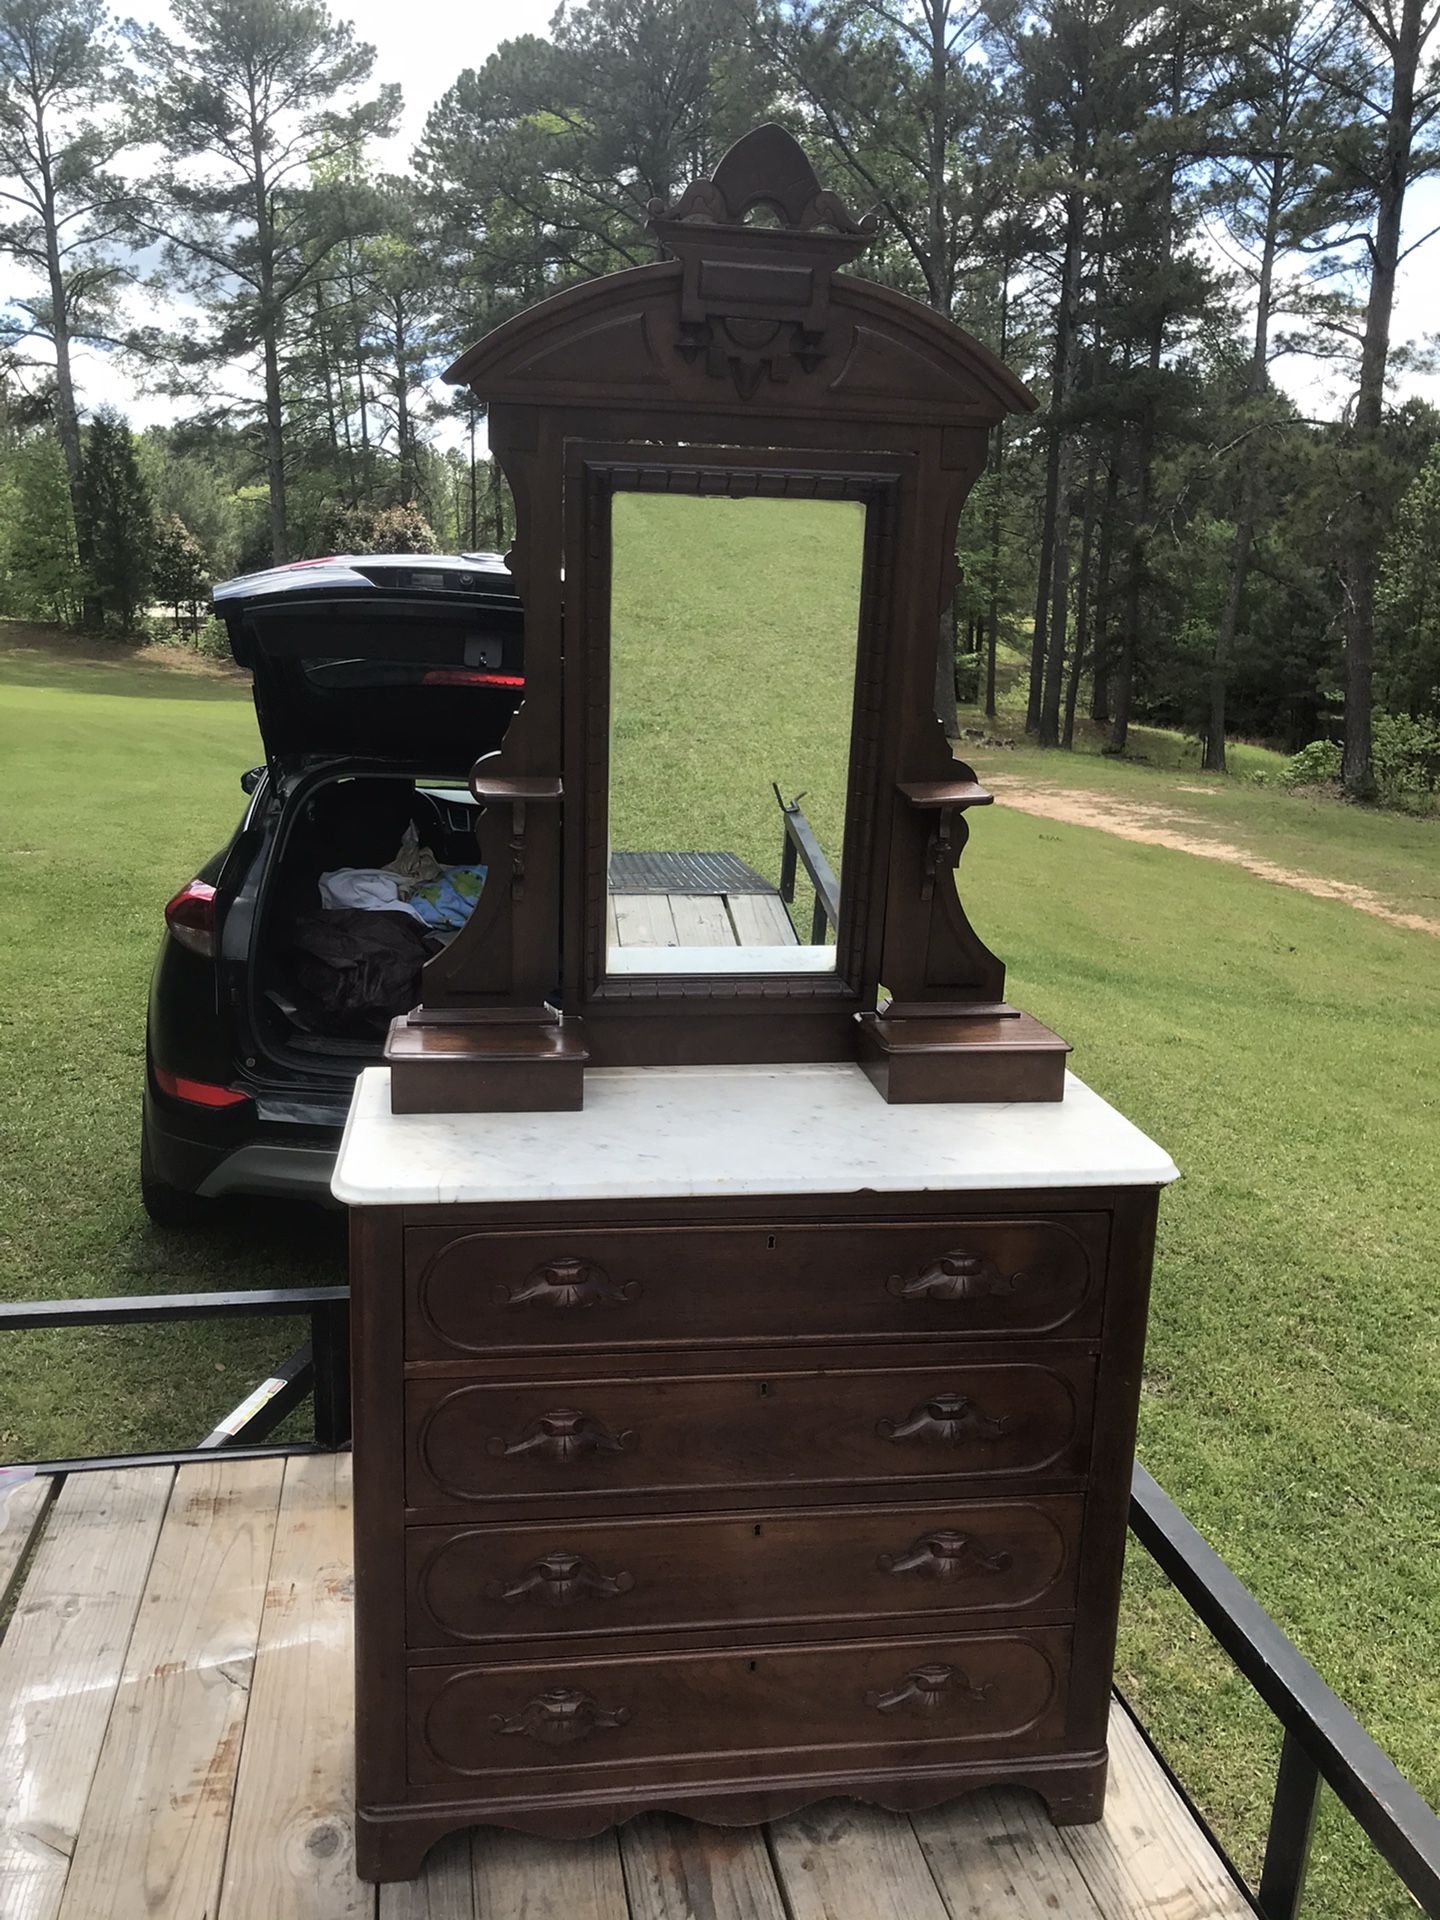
top-left (331, 1064), bottom-right (1178, 1207)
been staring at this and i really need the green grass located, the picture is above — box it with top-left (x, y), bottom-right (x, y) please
top-left (2, 562), bottom-right (1438, 1916)
top-left (609, 492), bottom-right (864, 923)
top-left (0, 621), bottom-right (344, 1460)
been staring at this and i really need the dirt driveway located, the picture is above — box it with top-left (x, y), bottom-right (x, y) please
top-left (987, 776), bottom-right (1440, 939)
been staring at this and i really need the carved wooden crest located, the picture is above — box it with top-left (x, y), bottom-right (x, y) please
top-left (646, 124), bottom-right (878, 396)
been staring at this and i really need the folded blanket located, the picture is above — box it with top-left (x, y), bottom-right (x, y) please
top-left (410, 865), bottom-right (487, 930)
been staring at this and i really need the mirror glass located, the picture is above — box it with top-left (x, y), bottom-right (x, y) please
top-left (606, 490), bottom-right (865, 976)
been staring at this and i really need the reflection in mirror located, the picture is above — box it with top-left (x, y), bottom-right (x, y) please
top-left (606, 491), bottom-right (865, 976)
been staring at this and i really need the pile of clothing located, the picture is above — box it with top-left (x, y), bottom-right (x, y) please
top-left (317, 824), bottom-right (487, 932)
top-left (285, 814), bottom-right (488, 1040)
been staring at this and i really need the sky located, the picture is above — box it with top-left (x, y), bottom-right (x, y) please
top-left (28, 0), bottom-right (1440, 434)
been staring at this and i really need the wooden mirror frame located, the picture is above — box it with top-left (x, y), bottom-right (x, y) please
top-left (384, 124), bottom-right (1070, 1111)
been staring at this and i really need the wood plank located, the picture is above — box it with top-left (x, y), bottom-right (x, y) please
top-left (1058, 1703), bottom-right (1253, 1918)
top-left (471, 1828), bottom-right (628, 1920)
top-left (620, 1812), bottom-right (786, 1920)
top-left (726, 893), bottom-right (798, 946)
top-left (379, 1832), bottom-right (474, 1920)
top-left (667, 893), bottom-right (739, 946)
top-left (0, 1466), bottom-right (172, 1920)
top-left (58, 1459), bottom-right (285, 1920)
top-left (913, 1788), bottom-right (1107, 1919)
top-left (0, 1473), bottom-right (57, 1614)
top-left (767, 1802), bottom-right (949, 1920)
top-left (612, 893), bottom-right (680, 948)
top-left (217, 1452), bottom-right (373, 1920)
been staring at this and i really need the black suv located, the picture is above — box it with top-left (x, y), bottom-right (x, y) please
top-left (141, 552), bottom-right (524, 1223)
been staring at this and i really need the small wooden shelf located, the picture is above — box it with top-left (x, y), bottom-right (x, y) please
top-left (468, 774), bottom-right (564, 804)
top-left (896, 778), bottom-right (994, 810)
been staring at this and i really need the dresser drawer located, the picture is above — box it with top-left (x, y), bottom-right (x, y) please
top-left (407, 1625), bottom-right (1072, 1786)
top-left (406, 1494), bottom-right (1083, 1649)
top-left (406, 1354), bottom-right (1094, 1512)
top-left (404, 1214), bottom-right (1105, 1359)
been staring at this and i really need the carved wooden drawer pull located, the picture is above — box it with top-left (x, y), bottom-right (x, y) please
top-left (876, 1529), bottom-right (1013, 1580)
top-left (493, 1256), bottom-right (642, 1310)
top-left (876, 1391), bottom-right (1009, 1445)
top-left (887, 1250), bottom-right (1021, 1302)
top-left (864, 1662), bottom-right (991, 1715)
top-left (489, 1687), bottom-right (630, 1746)
top-left (485, 1550), bottom-right (636, 1608)
top-left (484, 1407), bottom-right (637, 1464)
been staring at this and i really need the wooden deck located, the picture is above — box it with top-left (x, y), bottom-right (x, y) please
top-left (608, 887), bottom-right (799, 951)
top-left (0, 1455), bottom-right (1252, 1920)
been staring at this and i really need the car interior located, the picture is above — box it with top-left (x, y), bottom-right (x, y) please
top-left (254, 773), bottom-right (486, 1062)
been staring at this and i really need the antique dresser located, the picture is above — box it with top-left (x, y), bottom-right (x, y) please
top-left (337, 1065), bottom-right (1175, 1880)
top-left (334, 125), bottom-right (1178, 1883)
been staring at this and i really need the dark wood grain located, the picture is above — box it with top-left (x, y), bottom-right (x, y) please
top-left (349, 124), bottom-right (1166, 1890)
top-left (404, 1213), bottom-right (1106, 1359)
top-left (381, 120), bottom-right (1063, 1105)
top-left (405, 1494), bottom-right (1083, 1649)
top-left (406, 1626), bottom-right (1072, 1786)
top-left (404, 1355), bottom-right (1095, 1510)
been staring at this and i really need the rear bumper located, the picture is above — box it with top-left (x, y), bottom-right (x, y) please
top-left (143, 1082), bottom-right (347, 1206)
top-left (196, 1142), bottom-right (340, 1202)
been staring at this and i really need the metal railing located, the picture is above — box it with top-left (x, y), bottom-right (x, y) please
top-left (773, 785), bottom-right (840, 940)
top-left (1, 1289), bottom-right (1436, 1919)
top-left (1129, 1462), bottom-right (1440, 1917)
top-left (0, 1286), bottom-right (350, 1473)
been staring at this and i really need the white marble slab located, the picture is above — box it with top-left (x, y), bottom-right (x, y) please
top-left (331, 1063), bottom-right (1178, 1207)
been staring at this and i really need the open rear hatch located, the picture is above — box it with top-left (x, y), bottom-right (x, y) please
top-left (214, 556), bottom-right (524, 773)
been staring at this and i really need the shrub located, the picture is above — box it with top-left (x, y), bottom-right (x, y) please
top-left (954, 651), bottom-right (981, 705)
top-left (311, 501), bottom-right (437, 556)
top-left (1277, 738), bottom-right (1342, 789)
top-left (1371, 710), bottom-right (1440, 809)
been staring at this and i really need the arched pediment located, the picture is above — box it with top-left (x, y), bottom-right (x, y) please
top-left (444, 264), bottom-right (1034, 424)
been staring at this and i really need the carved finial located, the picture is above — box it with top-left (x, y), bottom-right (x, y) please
top-left (647, 124), bottom-right (878, 239)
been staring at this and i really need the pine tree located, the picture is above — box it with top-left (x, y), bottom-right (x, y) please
top-left (79, 407), bottom-right (154, 630)
top-left (150, 511), bottom-right (209, 624)
top-left (0, 0), bottom-right (131, 617)
top-left (1311, 0), bottom-right (1440, 796)
top-left (128, 0), bottom-right (398, 565)
top-left (0, 429), bottom-right (83, 622)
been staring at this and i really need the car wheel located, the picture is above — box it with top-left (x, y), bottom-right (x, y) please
top-left (140, 1132), bottom-right (212, 1228)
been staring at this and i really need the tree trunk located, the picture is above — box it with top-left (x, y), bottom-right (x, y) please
top-left (1064, 446), bottom-right (1100, 748)
top-left (394, 306), bottom-right (412, 502)
top-left (489, 453), bottom-right (505, 548)
top-left (984, 277), bottom-right (1010, 722)
top-left (35, 103), bottom-right (95, 622)
top-left (1090, 429), bottom-right (1122, 721)
top-left (1039, 191), bottom-right (1085, 749)
top-left (1029, 442), bottom-right (1058, 732)
top-left (313, 285), bottom-right (342, 468)
top-left (1342, 0), bottom-right (1424, 799)
top-left (1205, 157), bottom-right (1285, 775)
top-left (250, 130), bottom-right (287, 563)
top-left (1111, 42), bottom-right (1185, 754)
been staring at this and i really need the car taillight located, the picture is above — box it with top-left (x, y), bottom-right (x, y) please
top-left (421, 669), bottom-right (525, 688)
top-left (164, 879), bottom-right (217, 958)
top-left (153, 1067), bottom-right (251, 1109)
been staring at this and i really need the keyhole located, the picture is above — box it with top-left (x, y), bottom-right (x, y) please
top-left (748, 1660), bottom-right (758, 1672)
top-left (753, 1523), bottom-right (763, 1537)
top-left (766, 1234), bottom-right (776, 1250)
top-left (758, 1382), bottom-right (770, 1397)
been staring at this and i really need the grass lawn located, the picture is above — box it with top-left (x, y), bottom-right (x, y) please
top-left (2, 547), bottom-right (1438, 1916)
top-left (0, 622), bottom-right (344, 1460)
